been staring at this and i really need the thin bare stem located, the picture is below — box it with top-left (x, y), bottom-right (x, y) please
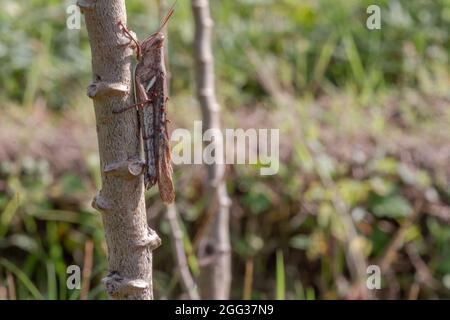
top-left (6, 272), bottom-right (15, 300)
top-left (243, 258), bottom-right (254, 300)
top-left (166, 204), bottom-right (200, 299)
top-left (0, 286), bottom-right (6, 300)
top-left (80, 240), bottom-right (94, 300)
top-left (377, 200), bottom-right (423, 272)
top-left (192, 0), bottom-right (232, 299)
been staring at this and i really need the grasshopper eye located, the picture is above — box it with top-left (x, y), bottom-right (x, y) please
top-left (156, 34), bottom-right (165, 44)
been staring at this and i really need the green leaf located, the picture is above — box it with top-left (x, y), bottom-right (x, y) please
top-left (371, 194), bottom-right (413, 218)
top-left (289, 235), bottom-right (311, 250)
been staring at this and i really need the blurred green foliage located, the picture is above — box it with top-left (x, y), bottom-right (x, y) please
top-left (0, 0), bottom-right (449, 299)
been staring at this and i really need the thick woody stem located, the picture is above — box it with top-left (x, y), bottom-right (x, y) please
top-left (79, 0), bottom-right (160, 299)
top-left (192, 0), bottom-right (232, 299)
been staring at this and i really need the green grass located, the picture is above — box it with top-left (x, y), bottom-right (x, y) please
top-left (0, 0), bottom-right (449, 300)
top-left (276, 250), bottom-right (285, 300)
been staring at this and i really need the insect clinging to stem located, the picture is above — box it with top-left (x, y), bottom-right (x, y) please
top-left (116, 3), bottom-right (176, 203)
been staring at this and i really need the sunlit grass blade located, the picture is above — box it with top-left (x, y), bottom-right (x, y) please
top-left (22, 24), bottom-right (53, 110)
top-left (46, 261), bottom-right (57, 300)
top-left (0, 258), bottom-right (44, 300)
top-left (87, 282), bottom-right (107, 300)
top-left (58, 267), bottom-right (68, 300)
top-left (311, 35), bottom-right (337, 87)
top-left (276, 249), bottom-right (285, 300)
top-left (0, 193), bottom-right (21, 238)
top-left (306, 287), bottom-right (316, 300)
top-left (180, 218), bottom-right (199, 276)
top-left (294, 280), bottom-right (305, 300)
top-left (343, 34), bottom-right (365, 87)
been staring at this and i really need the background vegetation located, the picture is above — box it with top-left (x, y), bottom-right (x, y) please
top-left (0, 0), bottom-right (449, 299)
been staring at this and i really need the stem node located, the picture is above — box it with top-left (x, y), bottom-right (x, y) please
top-left (77, 0), bottom-right (96, 13)
top-left (103, 272), bottom-right (149, 298)
top-left (87, 81), bottom-right (129, 99)
top-left (104, 158), bottom-right (145, 179)
top-left (91, 193), bottom-right (112, 213)
top-left (135, 227), bottom-right (162, 251)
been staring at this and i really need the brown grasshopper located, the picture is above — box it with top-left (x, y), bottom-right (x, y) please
top-left (116, 6), bottom-right (175, 203)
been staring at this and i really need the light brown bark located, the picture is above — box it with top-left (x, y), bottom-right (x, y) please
top-left (192, 0), bottom-right (232, 299)
top-left (78, 0), bottom-right (160, 299)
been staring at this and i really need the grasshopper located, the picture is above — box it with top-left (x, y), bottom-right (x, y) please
top-left (116, 6), bottom-right (175, 203)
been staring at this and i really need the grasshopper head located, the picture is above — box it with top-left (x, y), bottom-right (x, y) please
top-left (141, 3), bottom-right (174, 54)
top-left (141, 32), bottom-right (165, 53)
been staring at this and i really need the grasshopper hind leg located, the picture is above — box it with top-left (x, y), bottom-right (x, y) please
top-left (144, 171), bottom-right (158, 189)
top-left (143, 148), bottom-right (158, 189)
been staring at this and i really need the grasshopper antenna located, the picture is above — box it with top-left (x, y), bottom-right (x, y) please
top-left (155, 1), bottom-right (176, 34)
